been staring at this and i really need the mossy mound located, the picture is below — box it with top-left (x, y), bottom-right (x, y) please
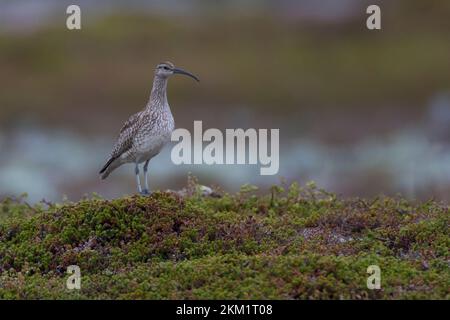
top-left (0, 183), bottom-right (448, 299)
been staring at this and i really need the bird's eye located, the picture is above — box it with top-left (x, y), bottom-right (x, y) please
top-left (163, 66), bottom-right (169, 70)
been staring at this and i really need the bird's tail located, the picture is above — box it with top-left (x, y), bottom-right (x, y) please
top-left (99, 157), bottom-right (118, 180)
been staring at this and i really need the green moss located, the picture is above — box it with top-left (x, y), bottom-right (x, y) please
top-left (0, 183), bottom-right (448, 299)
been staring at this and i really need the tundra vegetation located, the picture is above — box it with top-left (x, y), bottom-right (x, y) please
top-left (0, 178), bottom-right (448, 299)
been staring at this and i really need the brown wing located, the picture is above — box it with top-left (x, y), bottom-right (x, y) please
top-left (111, 112), bottom-right (143, 159)
top-left (99, 112), bottom-right (142, 174)
top-left (119, 112), bottom-right (140, 135)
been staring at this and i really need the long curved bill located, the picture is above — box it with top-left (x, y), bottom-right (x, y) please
top-left (173, 68), bottom-right (200, 82)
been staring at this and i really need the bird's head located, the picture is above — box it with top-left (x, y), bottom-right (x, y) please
top-left (155, 61), bottom-right (199, 82)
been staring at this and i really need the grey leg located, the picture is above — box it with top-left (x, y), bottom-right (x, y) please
top-left (142, 160), bottom-right (150, 195)
top-left (135, 163), bottom-right (142, 194)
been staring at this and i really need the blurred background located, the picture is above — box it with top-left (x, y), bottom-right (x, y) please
top-left (0, 0), bottom-right (449, 202)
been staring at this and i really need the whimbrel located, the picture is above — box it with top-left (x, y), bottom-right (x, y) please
top-left (99, 61), bottom-right (199, 194)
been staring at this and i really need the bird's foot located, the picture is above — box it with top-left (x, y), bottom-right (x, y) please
top-left (140, 189), bottom-right (151, 196)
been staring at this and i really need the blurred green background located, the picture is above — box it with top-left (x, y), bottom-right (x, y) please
top-left (0, 0), bottom-right (449, 202)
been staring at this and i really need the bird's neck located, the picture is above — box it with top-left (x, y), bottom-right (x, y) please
top-left (147, 76), bottom-right (169, 111)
